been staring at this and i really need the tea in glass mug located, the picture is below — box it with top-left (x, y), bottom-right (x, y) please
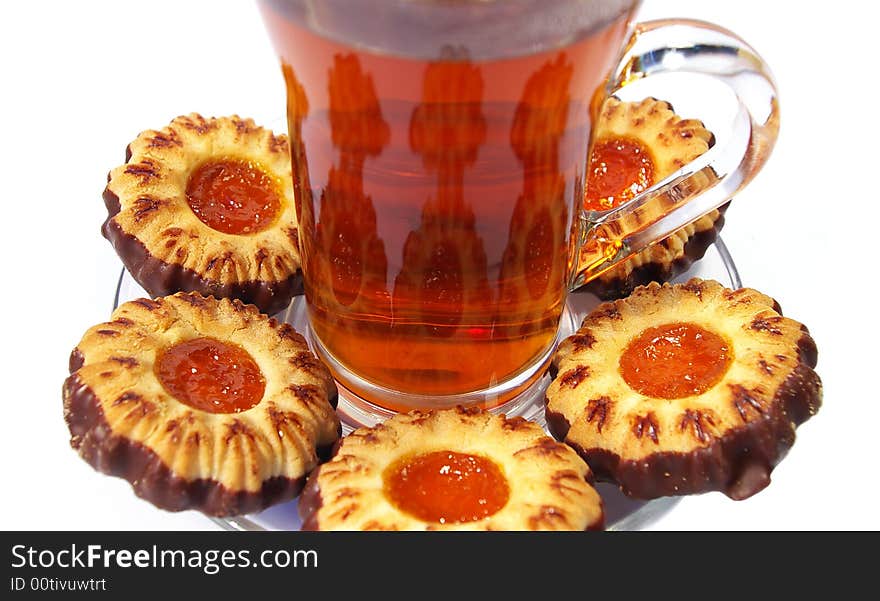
top-left (258, 0), bottom-right (778, 417)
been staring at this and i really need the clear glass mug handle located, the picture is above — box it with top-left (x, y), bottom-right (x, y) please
top-left (571, 19), bottom-right (779, 288)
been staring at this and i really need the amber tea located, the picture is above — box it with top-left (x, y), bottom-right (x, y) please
top-left (260, 0), bottom-right (640, 408)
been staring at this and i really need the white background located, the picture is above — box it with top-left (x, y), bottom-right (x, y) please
top-left (0, 0), bottom-right (876, 531)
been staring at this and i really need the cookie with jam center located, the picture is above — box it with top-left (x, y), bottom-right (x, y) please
top-left (578, 97), bottom-right (727, 299)
top-left (300, 407), bottom-right (604, 531)
top-left (102, 114), bottom-right (301, 315)
top-left (63, 292), bottom-right (340, 516)
top-left (546, 278), bottom-right (822, 500)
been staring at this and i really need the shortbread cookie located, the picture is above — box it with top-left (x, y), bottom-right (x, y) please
top-left (579, 98), bottom-right (726, 299)
top-left (63, 293), bottom-right (340, 516)
top-left (102, 114), bottom-right (301, 315)
top-left (547, 279), bottom-right (822, 500)
top-left (300, 407), bottom-right (604, 530)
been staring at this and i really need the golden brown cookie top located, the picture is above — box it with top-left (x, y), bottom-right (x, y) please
top-left (547, 279), bottom-right (822, 500)
top-left (300, 407), bottom-right (604, 531)
top-left (102, 114), bottom-right (302, 315)
top-left (63, 292), bottom-right (340, 516)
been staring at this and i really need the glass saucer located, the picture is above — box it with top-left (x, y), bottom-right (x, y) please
top-left (113, 237), bottom-right (741, 531)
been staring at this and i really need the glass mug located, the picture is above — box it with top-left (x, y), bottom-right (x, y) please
top-left (258, 0), bottom-right (778, 419)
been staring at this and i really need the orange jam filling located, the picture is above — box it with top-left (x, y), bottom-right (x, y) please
top-left (384, 451), bottom-right (510, 524)
top-left (585, 137), bottom-right (654, 211)
top-left (156, 337), bottom-right (265, 413)
top-left (619, 322), bottom-right (732, 399)
top-left (185, 158), bottom-right (281, 235)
